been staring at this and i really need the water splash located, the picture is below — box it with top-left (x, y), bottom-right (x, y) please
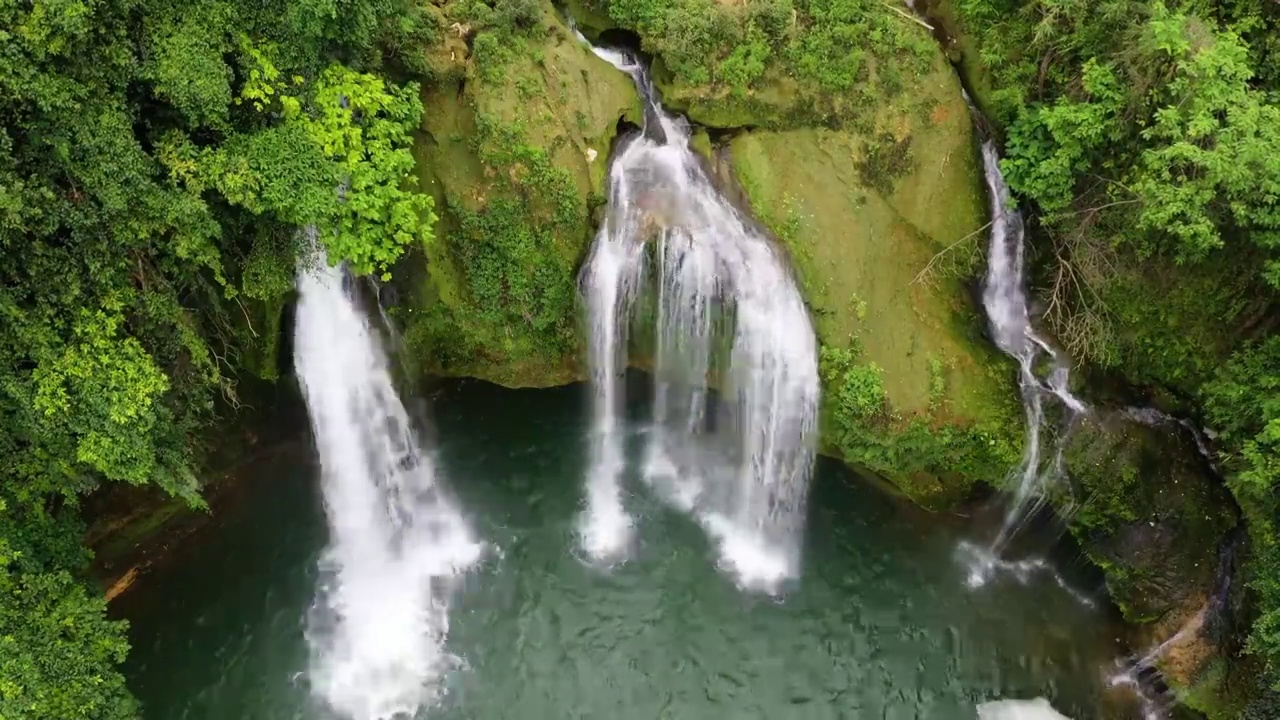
top-left (974, 140), bottom-right (1087, 566)
top-left (977, 698), bottom-right (1073, 719)
top-left (578, 41), bottom-right (820, 590)
top-left (294, 242), bottom-right (485, 719)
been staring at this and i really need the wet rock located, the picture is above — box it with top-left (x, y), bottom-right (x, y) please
top-left (1060, 410), bottom-right (1239, 624)
top-left (401, 0), bottom-right (642, 388)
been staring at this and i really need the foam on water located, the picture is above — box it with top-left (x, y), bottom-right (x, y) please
top-left (294, 243), bottom-right (484, 719)
top-left (977, 698), bottom-right (1073, 720)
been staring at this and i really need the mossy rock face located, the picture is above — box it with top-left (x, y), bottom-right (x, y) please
top-left (1062, 411), bottom-right (1238, 623)
top-left (564, 0), bottom-right (941, 132)
top-left (920, 0), bottom-right (1003, 134)
top-left (397, 3), bottom-right (642, 388)
top-left (563, 0), bottom-right (614, 38)
top-left (721, 53), bottom-right (1022, 508)
top-left (654, 65), bottom-right (807, 130)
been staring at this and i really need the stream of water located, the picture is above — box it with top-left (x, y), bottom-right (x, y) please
top-left (971, 140), bottom-right (1087, 575)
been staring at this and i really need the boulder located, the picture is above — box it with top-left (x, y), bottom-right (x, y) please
top-left (1061, 410), bottom-right (1238, 623)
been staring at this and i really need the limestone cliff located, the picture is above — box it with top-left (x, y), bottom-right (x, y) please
top-left (402, 0), bottom-right (1024, 505)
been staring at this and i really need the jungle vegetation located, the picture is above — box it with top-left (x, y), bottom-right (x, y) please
top-left (5, 0), bottom-right (1280, 715)
top-left (0, 0), bottom-right (436, 715)
top-left (946, 0), bottom-right (1280, 697)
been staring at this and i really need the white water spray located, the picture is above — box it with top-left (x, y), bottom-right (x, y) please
top-left (294, 243), bottom-right (484, 720)
top-left (578, 42), bottom-right (820, 589)
top-left (975, 141), bottom-right (1086, 564)
top-left (977, 698), bottom-right (1073, 720)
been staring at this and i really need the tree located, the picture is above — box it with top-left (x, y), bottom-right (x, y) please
top-left (0, 0), bottom-right (438, 714)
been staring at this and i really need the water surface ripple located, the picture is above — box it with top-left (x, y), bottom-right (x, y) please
top-left (119, 379), bottom-right (1131, 719)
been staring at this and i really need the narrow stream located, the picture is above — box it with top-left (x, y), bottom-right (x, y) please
top-left (115, 378), bottom-right (1146, 719)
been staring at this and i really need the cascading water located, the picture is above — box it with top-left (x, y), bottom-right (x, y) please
top-left (293, 242), bottom-right (485, 719)
top-left (578, 40), bottom-right (820, 590)
top-left (964, 101), bottom-right (1222, 720)
top-left (1106, 609), bottom-right (1205, 720)
top-left (973, 140), bottom-right (1086, 567)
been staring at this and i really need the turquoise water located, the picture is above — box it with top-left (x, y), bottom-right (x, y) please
top-left (117, 378), bottom-right (1138, 719)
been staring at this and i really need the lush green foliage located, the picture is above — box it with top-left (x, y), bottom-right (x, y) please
top-left (0, 559), bottom-right (136, 720)
top-left (1204, 337), bottom-right (1280, 677)
top-left (406, 114), bottom-right (585, 374)
top-left (955, 0), bottom-right (1280, 374)
top-left (951, 0), bottom-right (1280, 690)
top-left (455, 120), bottom-right (580, 341)
top-left (0, 498), bottom-right (137, 719)
top-left (820, 339), bottom-right (1021, 506)
top-left (0, 0), bottom-right (436, 715)
top-left (578, 0), bottom-right (936, 124)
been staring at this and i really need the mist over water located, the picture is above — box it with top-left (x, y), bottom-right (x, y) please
top-left (293, 245), bottom-right (484, 719)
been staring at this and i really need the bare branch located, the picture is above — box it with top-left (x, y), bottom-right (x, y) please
top-left (1055, 198), bottom-right (1140, 219)
top-left (235, 296), bottom-right (259, 338)
top-left (912, 220), bottom-right (993, 286)
top-left (883, 3), bottom-right (934, 30)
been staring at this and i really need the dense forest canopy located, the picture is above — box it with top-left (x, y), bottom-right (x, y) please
top-left (4, 0), bottom-right (1280, 715)
top-left (0, 0), bottom-right (438, 714)
top-left (947, 0), bottom-right (1280, 696)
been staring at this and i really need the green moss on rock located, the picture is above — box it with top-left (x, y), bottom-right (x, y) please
top-left (1061, 411), bottom-right (1238, 623)
top-left (567, 0), bottom-right (940, 131)
top-left (654, 64), bottom-right (805, 129)
top-left (403, 1), bottom-right (1025, 510)
top-left (919, 0), bottom-right (1003, 134)
top-left (722, 54), bottom-right (1022, 507)
top-left (563, 0), bottom-right (615, 38)
top-left (399, 3), bottom-right (641, 387)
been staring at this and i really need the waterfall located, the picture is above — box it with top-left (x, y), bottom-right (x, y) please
top-left (975, 141), bottom-right (1086, 562)
top-left (293, 242), bottom-right (484, 720)
top-left (577, 41), bottom-right (820, 590)
top-left (973, 126), bottom-right (1218, 720)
